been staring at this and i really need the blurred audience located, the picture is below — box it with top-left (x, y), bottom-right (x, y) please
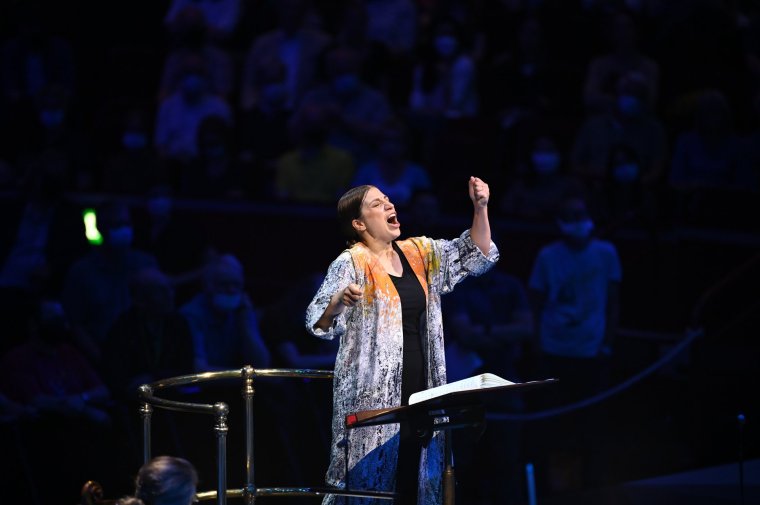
top-left (160, 6), bottom-right (234, 101)
top-left (528, 195), bottom-right (622, 491)
top-left (572, 71), bottom-right (667, 185)
top-left (237, 57), bottom-right (293, 199)
top-left (62, 201), bottom-right (157, 362)
top-left (299, 46), bottom-right (392, 163)
top-left (0, 299), bottom-right (110, 425)
top-left (179, 115), bottom-right (242, 198)
top-left (1, 7), bottom-right (75, 108)
top-left (500, 134), bottom-right (586, 220)
top-left (103, 109), bottom-right (166, 194)
top-left (409, 18), bottom-right (478, 119)
top-left (180, 254), bottom-right (271, 372)
top-left (351, 121), bottom-right (432, 208)
top-left (275, 103), bottom-right (354, 204)
top-left (164, 0), bottom-right (241, 42)
top-left (154, 60), bottom-right (232, 165)
top-left (103, 268), bottom-right (194, 399)
top-left (240, 0), bottom-right (330, 111)
top-left (583, 9), bottom-right (659, 114)
top-left (444, 268), bottom-right (533, 504)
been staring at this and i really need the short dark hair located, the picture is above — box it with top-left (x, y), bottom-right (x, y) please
top-left (130, 456), bottom-right (198, 505)
top-left (337, 185), bottom-right (373, 247)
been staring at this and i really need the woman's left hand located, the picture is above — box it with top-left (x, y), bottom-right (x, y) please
top-left (469, 176), bottom-right (489, 209)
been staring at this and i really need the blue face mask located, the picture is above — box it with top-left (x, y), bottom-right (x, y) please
top-left (617, 94), bottom-right (642, 117)
top-left (147, 197), bottom-right (172, 217)
top-left (107, 225), bottom-right (134, 247)
top-left (613, 162), bottom-right (639, 183)
top-left (212, 292), bottom-right (241, 311)
top-left (182, 74), bottom-right (207, 101)
top-left (40, 109), bottom-right (65, 128)
top-left (122, 132), bottom-right (147, 150)
top-left (332, 74), bottom-right (360, 96)
top-left (532, 152), bottom-right (560, 175)
top-left (558, 218), bottom-right (594, 239)
top-left (434, 35), bottom-right (459, 57)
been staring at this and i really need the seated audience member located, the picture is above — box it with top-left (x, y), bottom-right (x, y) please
top-left (237, 57), bottom-right (293, 199)
top-left (0, 299), bottom-right (110, 424)
top-left (154, 58), bottom-right (232, 165)
top-left (351, 122), bottom-right (432, 208)
top-left (0, 150), bottom-right (88, 295)
top-left (275, 103), bottom-right (354, 204)
top-left (180, 254), bottom-right (271, 372)
top-left (165, 0), bottom-right (241, 41)
top-left (103, 268), bottom-right (194, 399)
top-left (62, 201), bottom-right (157, 362)
top-left (298, 46), bottom-right (392, 163)
top-left (1, 6), bottom-right (75, 108)
top-left (409, 18), bottom-right (478, 119)
top-left (500, 135), bottom-right (585, 220)
top-left (572, 71), bottom-right (667, 185)
top-left (117, 456), bottom-right (198, 505)
top-left (160, 6), bottom-right (234, 101)
top-left (583, 9), bottom-right (659, 114)
top-left (0, 299), bottom-right (114, 502)
top-left (136, 185), bottom-right (212, 288)
top-left (240, 0), bottom-right (330, 111)
top-left (103, 109), bottom-right (166, 194)
top-left (179, 115), bottom-right (243, 198)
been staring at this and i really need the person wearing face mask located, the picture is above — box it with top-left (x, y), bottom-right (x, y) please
top-left (104, 110), bottom-right (166, 194)
top-left (180, 254), bottom-right (270, 372)
top-left (409, 20), bottom-right (478, 119)
top-left (62, 202), bottom-right (158, 363)
top-left (601, 143), bottom-right (649, 223)
top-left (500, 136), bottom-right (586, 220)
top-left (154, 61), bottom-right (232, 164)
top-left (527, 196), bottom-right (621, 490)
top-left (572, 71), bottom-right (666, 184)
top-left (297, 46), bottom-right (392, 164)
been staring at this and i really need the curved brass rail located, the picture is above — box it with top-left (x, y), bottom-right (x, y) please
top-left (137, 367), bottom-right (396, 505)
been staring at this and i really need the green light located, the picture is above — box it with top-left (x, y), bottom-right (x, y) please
top-left (83, 208), bottom-right (103, 245)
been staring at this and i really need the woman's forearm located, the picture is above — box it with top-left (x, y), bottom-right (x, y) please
top-left (470, 206), bottom-right (491, 256)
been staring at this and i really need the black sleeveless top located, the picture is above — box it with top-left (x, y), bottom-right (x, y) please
top-left (389, 242), bottom-right (426, 405)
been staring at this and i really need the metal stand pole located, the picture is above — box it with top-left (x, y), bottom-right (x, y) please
top-left (214, 402), bottom-right (229, 505)
top-left (243, 366), bottom-right (256, 505)
top-left (443, 431), bottom-right (455, 505)
top-left (139, 385), bottom-right (153, 464)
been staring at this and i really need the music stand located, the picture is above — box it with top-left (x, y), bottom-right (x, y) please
top-left (345, 378), bottom-right (558, 505)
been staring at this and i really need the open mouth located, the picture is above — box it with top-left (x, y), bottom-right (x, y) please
top-left (386, 213), bottom-right (400, 226)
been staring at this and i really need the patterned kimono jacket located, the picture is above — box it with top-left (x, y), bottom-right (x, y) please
top-left (306, 230), bottom-right (499, 505)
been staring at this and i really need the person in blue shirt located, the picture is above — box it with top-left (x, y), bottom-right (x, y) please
top-left (180, 254), bottom-right (270, 371)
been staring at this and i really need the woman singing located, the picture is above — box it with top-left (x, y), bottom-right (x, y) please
top-left (306, 177), bottom-right (499, 504)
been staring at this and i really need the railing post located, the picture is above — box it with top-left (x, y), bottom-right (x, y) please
top-left (242, 366), bottom-right (256, 505)
top-left (139, 385), bottom-right (153, 464)
top-left (214, 402), bottom-right (229, 505)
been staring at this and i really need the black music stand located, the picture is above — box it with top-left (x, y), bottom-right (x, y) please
top-left (345, 378), bottom-right (558, 505)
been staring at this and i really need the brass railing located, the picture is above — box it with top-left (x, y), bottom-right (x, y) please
top-left (137, 366), bottom-right (394, 504)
